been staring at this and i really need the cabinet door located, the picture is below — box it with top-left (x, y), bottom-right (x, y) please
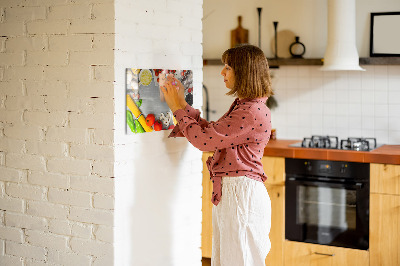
top-left (370, 163), bottom-right (400, 195)
top-left (262, 156), bottom-right (285, 185)
top-left (284, 241), bottom-right (369, 266)
top-left (202, 152), bottom-right (213, 258)
top-left (370, 193), bottom-right (400, 266)
top-left (265, 184), bottom-right (284, 266)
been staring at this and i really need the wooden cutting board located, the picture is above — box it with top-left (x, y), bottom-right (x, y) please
top-left (270, 29), bottom-right (296, 58)
top-left (231, 16), bottom-right (249, 48)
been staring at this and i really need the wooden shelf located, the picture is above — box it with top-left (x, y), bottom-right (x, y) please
top-left (203, 58), bottom-right (323, 67)
top-left (359, 57), bottom-right (400, 65)
top-left (268, 58), bottom-right (323, 67)
top-left (203, 57), bottom-right (400, 67)
top-left (202, 59), bottom-right (223, 66)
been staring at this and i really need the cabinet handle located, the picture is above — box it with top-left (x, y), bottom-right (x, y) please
top-left (314, 252), bottom-right (335, 257)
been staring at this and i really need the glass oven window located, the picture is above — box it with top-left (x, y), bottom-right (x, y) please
top-left (297, 186), bottom-right (357, 230)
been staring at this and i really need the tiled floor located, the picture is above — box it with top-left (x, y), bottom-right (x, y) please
top-left (202, 257), bottom-right (211, 266)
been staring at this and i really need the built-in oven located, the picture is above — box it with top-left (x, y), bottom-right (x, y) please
top-left (285, 158), bottom-right (369, 250)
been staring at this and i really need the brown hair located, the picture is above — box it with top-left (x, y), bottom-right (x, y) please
top-left (221, 44), bottom-right (273, 99)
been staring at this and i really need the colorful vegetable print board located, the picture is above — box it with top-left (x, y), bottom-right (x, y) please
top-left (126, 68), bottom-right (193, 134)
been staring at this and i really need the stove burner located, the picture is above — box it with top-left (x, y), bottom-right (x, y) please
top-left (340, 137), bottom-right (377, 151)
top-left (295, 136), bottom-right (378, 151)
top-left (301, 135), bottom-right (339, 149)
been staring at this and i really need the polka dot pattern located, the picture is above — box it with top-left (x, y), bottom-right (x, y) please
top-left (168, 97), bottom-right (272, 206)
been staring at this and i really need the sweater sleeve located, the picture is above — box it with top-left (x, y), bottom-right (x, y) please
top-left (168, 104), bottom-right (210, 138)
top-left (172, 105), bottom-right (257, 152)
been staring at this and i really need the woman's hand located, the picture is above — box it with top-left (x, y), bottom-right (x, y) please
top-left (160, 75), bottom-right (186, 113)
top-left (174, 76), bottom-right (187, 107)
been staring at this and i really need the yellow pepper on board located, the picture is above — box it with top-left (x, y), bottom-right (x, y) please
top-left (126, 94), bottom-right (153, 132)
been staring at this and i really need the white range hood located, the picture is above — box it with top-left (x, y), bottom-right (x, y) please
top-left (320, 0), bottom-right (365, 71)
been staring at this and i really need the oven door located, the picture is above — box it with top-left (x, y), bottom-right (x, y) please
top-left (285, 177), bottom-right (369, 250)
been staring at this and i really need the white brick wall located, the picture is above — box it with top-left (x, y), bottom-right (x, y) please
top-left (114, 0), bottom-right (203, 265)
top-left (5, 213), bottom-right (48, 231)
top-left (0, 0), bottom-right (115, 265)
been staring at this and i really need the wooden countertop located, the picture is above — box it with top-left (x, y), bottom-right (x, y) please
top-left (263, 139), bottom-right (400, 165)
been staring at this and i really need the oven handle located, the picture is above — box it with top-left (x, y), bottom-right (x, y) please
top-left (286, 177), bottom-right (364, 189)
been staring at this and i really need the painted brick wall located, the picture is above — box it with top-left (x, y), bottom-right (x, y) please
top-left (113, 0), bottom-right (203, 265)
top-left (0, 0), bottom-right (115, 265)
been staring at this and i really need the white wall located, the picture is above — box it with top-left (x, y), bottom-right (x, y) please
top-left (203, 0), bottom-right (400, 58)
top-left (204, 0), bottom-right (326, 59)
top-left (203, 0), bottom-right (400, 144)
top-left (0, 0), bottom-right (115, 265)
top-left (113, 0), bottom-right (203, 265)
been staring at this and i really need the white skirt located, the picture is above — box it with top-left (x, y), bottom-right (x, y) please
top-left (212, 176), bottom-right (271, 266)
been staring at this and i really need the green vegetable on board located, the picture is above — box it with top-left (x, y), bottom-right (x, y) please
top-left (127, 110), bottom-right (136, 133)
top-left (135, 99), bottom-right (142, 108)
top-left (134, 119), bottom-right (145, 133)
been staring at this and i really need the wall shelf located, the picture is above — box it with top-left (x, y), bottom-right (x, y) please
top-left (359, 57), bottom-right (400, 65)
top-left (268, 58), bottom-right (323, 67)
top-left (203, 58), bottom-right (323, 67)
top-left (203, 57), bottom-right (400, 67)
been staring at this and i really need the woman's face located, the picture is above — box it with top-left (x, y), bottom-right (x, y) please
top-left (221, 64), bottom-right (235, 89)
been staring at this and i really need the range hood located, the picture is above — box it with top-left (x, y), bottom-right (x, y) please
top-left (320, 0), bottom-right (365, 71)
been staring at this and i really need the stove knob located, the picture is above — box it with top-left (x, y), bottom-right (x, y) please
top-left (305, 162), bottom-right (312, 171)
top-left (340, 164), bottom-right (347, 174)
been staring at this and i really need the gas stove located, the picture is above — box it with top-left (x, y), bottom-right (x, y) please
top-left (289, 135), bottom-right (381, 151)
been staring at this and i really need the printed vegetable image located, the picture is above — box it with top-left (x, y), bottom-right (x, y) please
top-left (127, 109), bottom-right (146, 134)
top-left (145, 114), bottom-right (155, 127)
top-left (134, 119), bottom-right (145, 133)
top-left (154, 121), bottom-right (163, 131)
top-left (159, 112), bottom-right (173, 128)
top-left (126, 94), bottom-right (153, 132)
top-left (125, 68), bottom-right (193, 135)
top-left (127, 110), bottom-right (136, 133)
top-left (139, 69), bottom-right (152, 86)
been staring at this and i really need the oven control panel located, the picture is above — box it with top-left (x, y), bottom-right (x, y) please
top-left (286, 158), bottom-right (369, 180)
top-left (318, 162), bottom-right (331, 173)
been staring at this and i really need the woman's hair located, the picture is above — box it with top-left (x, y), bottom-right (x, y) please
top-left (221, 44), bottom-right (273, 99)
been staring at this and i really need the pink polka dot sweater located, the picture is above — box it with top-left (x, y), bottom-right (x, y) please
top-left (169, 97), bottom-right (271, 206)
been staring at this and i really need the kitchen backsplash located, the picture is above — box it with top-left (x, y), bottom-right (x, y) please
top-left (203, 65), bottom-right (400, 144)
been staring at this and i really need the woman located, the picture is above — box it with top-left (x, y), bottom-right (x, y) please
top-left (161, 44), bottom-right (273, 266)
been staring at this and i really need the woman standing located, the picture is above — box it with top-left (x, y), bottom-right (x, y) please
top-left (161, 44), bottom-right (273, 266)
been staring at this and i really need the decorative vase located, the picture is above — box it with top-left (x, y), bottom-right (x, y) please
top-left (289, 36), bottom-right (306, 58)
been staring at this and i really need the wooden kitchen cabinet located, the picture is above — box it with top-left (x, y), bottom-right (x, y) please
top-left (370, 193), bottom-right (400, 266)
top-left (202, 152), bottom-right (213, 258)
top-left (201, 154), bottom-right (286, 265)
top-left (284, 241), bottom-right (369, 266)
top-left (264, 184), bottom-right (285, 266)
top-left (370, 163), bottom-right (400, 266)
top-left (262, 156), bottom-right (285, 266)
top-left (370, 163), bottom-right (400, 195)
top-left (261, 156), bottom-right (285, 186)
